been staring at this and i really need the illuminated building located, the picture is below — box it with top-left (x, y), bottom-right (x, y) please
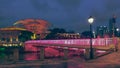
top-left (36, 31), bottom-right (50, 40)
top-left (96, 26), bottom-right (109, 37)
top-left (0, 26), bottom-right (26, 47)
top-left (109, 15), bottom-right (117, 37)
top-left (56, 33), bottom-right (80, 39)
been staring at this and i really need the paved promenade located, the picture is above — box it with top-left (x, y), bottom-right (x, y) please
top-left (83, 39), bottom-right (120, 68)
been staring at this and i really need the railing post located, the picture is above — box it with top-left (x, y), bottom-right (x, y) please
top-left (40, 46), bottom-right (45, 61)
top-left (63, 47), bottom-right (68, 60)
top-left (113, 37), bottom-right (118, 52)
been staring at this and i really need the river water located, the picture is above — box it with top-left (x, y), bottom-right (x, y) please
top-left (0, 50), bottom-right (85, 68)
top-left (0, 48), bottom-right (117, 68)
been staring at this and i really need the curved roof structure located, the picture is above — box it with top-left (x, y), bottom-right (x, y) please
top-left (0, 26), bottom-right (27, 31)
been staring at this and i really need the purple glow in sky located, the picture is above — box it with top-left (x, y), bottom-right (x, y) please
top-left (0, 0), bottom-right (120, 32)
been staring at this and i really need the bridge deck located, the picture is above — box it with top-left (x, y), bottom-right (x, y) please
top-left (25, 38), bottom-right (118, 51)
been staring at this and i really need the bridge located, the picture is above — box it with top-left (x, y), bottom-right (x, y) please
top-left (24, 38), bottom-right (118, 60)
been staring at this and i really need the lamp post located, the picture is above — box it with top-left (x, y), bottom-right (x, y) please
top-left (116, 28), bottom-right (119, 37)
top-left (88, 16), bottom-right (94, 59)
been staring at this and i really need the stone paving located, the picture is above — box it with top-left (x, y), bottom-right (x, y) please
top-left (82, 39), bottom-right (120, 68)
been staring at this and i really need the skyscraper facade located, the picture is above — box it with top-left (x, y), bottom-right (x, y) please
top-left (109, 15), bottom-right (116, 37)
top-left (96, 26), bottom-right (109, 37)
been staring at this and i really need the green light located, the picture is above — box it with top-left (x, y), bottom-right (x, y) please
top-left (0, 48), bottom-right (5, 51)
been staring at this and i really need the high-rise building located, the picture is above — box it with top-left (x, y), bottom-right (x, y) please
top-left (109, 15), bottom-right (116, 37)
top-left (96, 26), bottom-right (109, 37)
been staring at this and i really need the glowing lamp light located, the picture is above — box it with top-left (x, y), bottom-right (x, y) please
top-left (88, 16), bottom-right (94, 24)
top-left (116, 28), bottom-right (119, 31)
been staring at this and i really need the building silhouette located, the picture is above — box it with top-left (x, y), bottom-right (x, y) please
top-left (109, 15), bottom-right (116, 37)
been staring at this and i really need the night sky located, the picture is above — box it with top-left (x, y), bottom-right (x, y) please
top-left (0, 0), bottom-right (120, 33)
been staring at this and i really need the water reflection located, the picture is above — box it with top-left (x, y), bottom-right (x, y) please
top-left (62, 62), bottom-right (68, 68)
top-left (24, 53), bottom-right (39, 61)
top-left (0, 52), bottom-right (70, 68)
top-left (15, 62), bottom-right (68, 68)
top-left (42, 62), bottom-right (67, 68)
top-left (0, 52), bottom-right (119, 68)
top-left (0, 52), bottom-right (7, 61)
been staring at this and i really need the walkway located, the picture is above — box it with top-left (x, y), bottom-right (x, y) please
top-left (82, 39), bottom-right (120, 68)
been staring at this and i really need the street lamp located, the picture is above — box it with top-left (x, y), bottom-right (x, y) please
top-left (88, 16), bottom-right (94, 59)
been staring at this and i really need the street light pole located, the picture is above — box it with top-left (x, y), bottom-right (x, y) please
top-left (90, 24), bottom-right (93, 59)
top-left (88, 16), bottom-right (94, 59)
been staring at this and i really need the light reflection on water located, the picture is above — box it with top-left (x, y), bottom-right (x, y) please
top-left (24, 52), bottom-right (39, 61)
top-left (0, 50), bottom-right (117, 68)
top-left (0, 52), bottom-right (120, 68)
top-left (0, 52), bottom-right (70, 68)
top-left (0, 52), bottom-right (39, 61)
top-left (15, 62), bottom-right (68, 68)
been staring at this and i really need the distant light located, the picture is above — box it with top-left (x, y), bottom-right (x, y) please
top-left (19, 43), bottom-right (21, 46)
top-left (93, 31), bottom-right (95, 33)
top-left (13, 22), bottom-right (19, 25)
top-left (116, 28), bottom-right (119, 31)
top-left (9, 44), bottom-right (12, 46)
top-left (104, 26), bottom-right (106, 27)
top-left (76, 33), bottom-right (79, 35)
top-left (31, 33), bottom-right (36, 40)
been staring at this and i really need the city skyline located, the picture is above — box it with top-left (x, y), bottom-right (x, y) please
top-left (0, 0), bottom-right (120, 32)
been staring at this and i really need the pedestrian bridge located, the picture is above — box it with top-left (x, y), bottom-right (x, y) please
top-left (25, 38), bottom-right (118, 52)
top-left (24, 38), bottom-right (118, 59)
